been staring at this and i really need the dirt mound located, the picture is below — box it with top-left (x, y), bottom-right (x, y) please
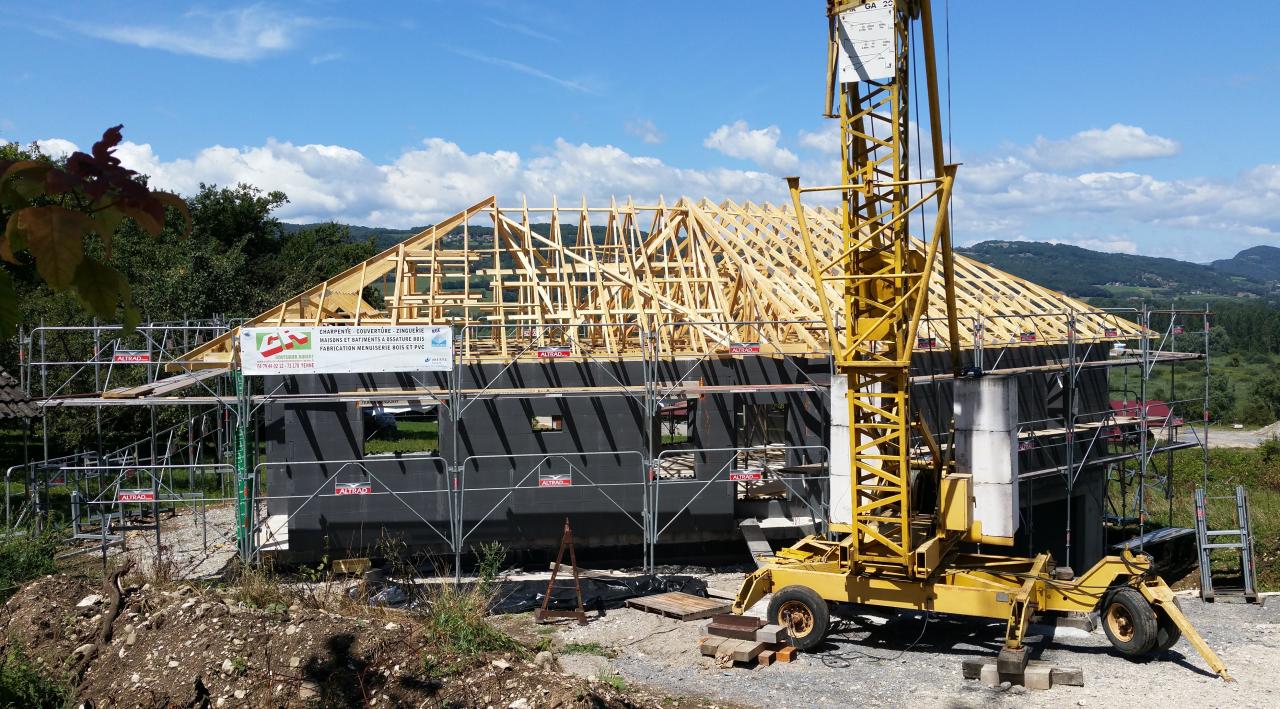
top-left (0, 573), bottom-right (670, 708)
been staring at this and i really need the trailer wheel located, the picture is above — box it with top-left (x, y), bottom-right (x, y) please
top-left (1101, 587), bottom-right (1158, 656)
top-left (768, 585), bottom-right (829, 651)
top-left (1153, 599), bottom-right (1183, 653)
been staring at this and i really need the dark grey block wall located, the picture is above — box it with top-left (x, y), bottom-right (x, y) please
top-left (263, 345), bottom-right (1113, 567)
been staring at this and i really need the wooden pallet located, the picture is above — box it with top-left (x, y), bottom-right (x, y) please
top-left (626, 592), bottom-right (731, 621)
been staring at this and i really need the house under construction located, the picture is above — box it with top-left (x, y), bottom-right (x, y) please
top-left (158, 194), bottom-right (1181, 569)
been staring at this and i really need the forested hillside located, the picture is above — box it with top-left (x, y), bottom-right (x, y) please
top-left (959, 240), bottom-right (1278, 299)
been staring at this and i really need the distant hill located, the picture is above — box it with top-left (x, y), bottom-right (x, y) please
top-left (1212, 245), bottom-right (1280, 284)
top-left (283, 222), bottom-right (429, 252)
top-left (958, 240), bottom-right (1276, 299)
top-left (287, 220), bottom-right (1277, 303)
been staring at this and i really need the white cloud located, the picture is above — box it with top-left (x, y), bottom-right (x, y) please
top-left (109, 136), bottom-right (784, 227)
top-left (625, 119), bottom-right (665, 145)
top-left (34, 138), bottom-right (78, 160)
top-left (704, 121), bottom-right (800, 174)
top-left (28, 120), bottom-right (1276, 261)
top-left (447, 47), bottom-right (594, 94)
top-left (486, 18), bottom-right (557, 43)
top-left (310, 52), bottom-right (343, 65)
top-left (1022, 123), bottom-right (1180, 170)
top-left (77, 5), bottom-right (317, 61)
top-left (797, 124), bottom-right (839, 154)
top-left (1048, 236), bottom-right (1139, 255)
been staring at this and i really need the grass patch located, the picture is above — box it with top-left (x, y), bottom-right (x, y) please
top-left (417, 542), bottom-right (522, 661)
top-left (364, 419), bottom-right (439, 455)
top-left (1119, 445), bottom-right (1280, 590)
top-left (561, 641), bottom-right (614, 657)
top-left (0, 647), bottom-right (67, 709)
top-left (0, 528), bottom-right (61, 602)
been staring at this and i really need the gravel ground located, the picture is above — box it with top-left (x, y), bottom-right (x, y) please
top-left (1207, 427), bottom-right (1277, 449)
top-left (534, 571), bottom-right (1280, 709)
top-left (104, 502), bottom-right (238, 580)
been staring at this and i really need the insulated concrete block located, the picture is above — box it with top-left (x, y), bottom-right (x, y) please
top-left (973, 481), bottom-right (1019, 538)
top-left (953, 375), bottom-right (1018, 432)
top-left (954, 428), bottom-right (1018, 484)
top-left (829, 374), bottom-right (852, 525)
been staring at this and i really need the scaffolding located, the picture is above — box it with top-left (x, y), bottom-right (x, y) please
top-left (2, 198), bottom-right (1219, 583)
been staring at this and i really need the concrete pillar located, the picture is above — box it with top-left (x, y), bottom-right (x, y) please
top-left (954, 375), bottom-right (1019, 538)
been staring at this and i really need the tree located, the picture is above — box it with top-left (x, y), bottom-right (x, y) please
top-left (1255, 371), bottom-right (1280, 422)
top-left (0, 127), bottom-right (189, 336)
top-left (1206, 373), bottom-right (1236, 422)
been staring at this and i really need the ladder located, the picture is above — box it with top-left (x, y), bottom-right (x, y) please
top-left (1194, 486), bottom-right (1258, 602)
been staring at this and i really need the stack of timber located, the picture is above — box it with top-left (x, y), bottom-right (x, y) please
top-left (698, 614), bottom-right (796, 668)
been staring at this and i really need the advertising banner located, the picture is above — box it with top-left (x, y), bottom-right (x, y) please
top-left (538, 473), bottom-right (571, 487)
top-left (112, 350), bottom-right (152, 363)
top-left (117, 489), bottom-right (155, 502)
top-left (335, 482), bottom-right (373, 495)
top-left (535, 346), bottom-right (572, 359)
top-left (729, 468), bottom-right (764, 482)
top-left (239, 326), bottom-right (453, 375)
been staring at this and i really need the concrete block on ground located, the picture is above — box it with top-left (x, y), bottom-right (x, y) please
top-left (1024, 664), bottom-right (1052, 690)
top-left (979, 663), bottom-right (1001, 688)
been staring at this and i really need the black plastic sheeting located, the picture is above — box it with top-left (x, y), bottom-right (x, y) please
top-left (1111, 527), bottom-right (1198, 584)
top-left (361, 574), bottom-right (709, 615)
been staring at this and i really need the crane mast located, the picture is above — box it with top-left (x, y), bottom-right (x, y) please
top-left (792, 0), bottom-right (958, 576)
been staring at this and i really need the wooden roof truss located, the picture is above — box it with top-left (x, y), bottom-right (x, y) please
top-left (179, 196), bottom-right (1145, 367)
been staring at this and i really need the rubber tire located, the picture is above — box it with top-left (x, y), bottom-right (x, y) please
top-left (1153, 599), bottom-right (1183, 653)
top-left (767, 585), bottom-right (830, 652)
top-left (1101, 587), bottom-right (1159, 657)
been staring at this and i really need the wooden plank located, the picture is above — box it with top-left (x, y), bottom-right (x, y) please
top-left (699, 636), bottom-right (726, 657)
top-left (730, 641), bottom-right (766, 664)
top-left (705, 622), bottom-right (758, 641)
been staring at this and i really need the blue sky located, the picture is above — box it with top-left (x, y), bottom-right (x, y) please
top-left (3, 1), bottom-right (1278, 261)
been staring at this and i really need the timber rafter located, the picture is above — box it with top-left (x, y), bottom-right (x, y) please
top-left (175, 196), bottom-right (1145, 369)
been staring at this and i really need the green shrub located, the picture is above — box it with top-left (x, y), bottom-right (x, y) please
top-left (0, 647), bottom-right (66, 709)
top-left (418, 543), bottom-right (521, 665)
top-left (0, 528), bottom-right (60, 602)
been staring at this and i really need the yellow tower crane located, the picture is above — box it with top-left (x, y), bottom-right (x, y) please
top-left (731, 0), bottom-right (1231, 679)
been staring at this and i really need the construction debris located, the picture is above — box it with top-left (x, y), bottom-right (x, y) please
top-left (698, 613), bottom-right (793, 668)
